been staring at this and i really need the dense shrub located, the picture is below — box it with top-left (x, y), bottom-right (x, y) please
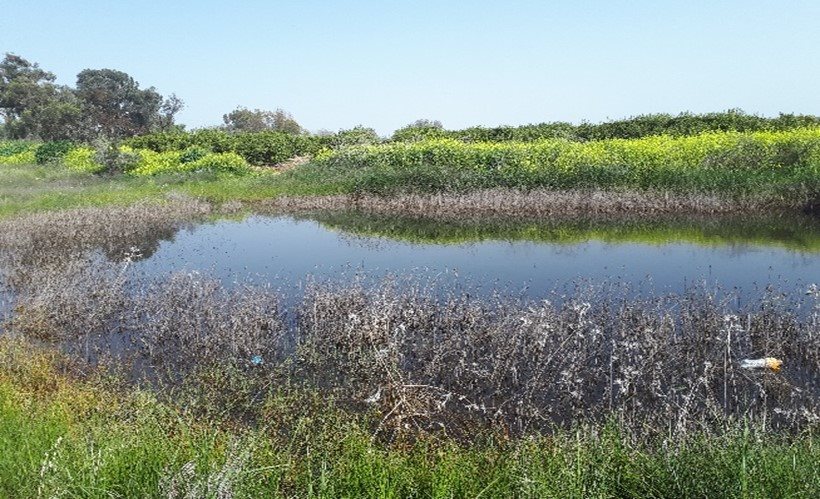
top-left (63, 147), bottom-right (104, 173)
top-left (312, 128), bottom-right (820, 195)
top-left (124, 129), bottom-right (326, 165)
top-left (185, 152), bottom-right (251, 175)
top-left (391, 123), bottom-right (448, 142)
top-left (35, 141), bottom-right (74, 164)
top-left (127, 148), bottom-right (250, 176)
top-left (126, 148), bottom-right (182, 176)
top-left (401, 111), bottom-right (820, 144)
top-left (0, 141), bottom-right (37, 164)
top-left (179, 145), bottom-right (209, 164)
top-left (0, 141), bottom-right (35, 157)
top-left (327, 126), bottom-right (381, 148)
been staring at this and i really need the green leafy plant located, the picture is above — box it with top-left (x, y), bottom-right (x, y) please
top-left (35, 141), bottom-right (74, 164)
top-left (63, 146), bottom-right (104, 173)
top-left (124, 129), bottom-right (325, 165)
top-left (179, 145), bottom-right (210, 164)
top-left (0, 141), bottom-right (37, 164)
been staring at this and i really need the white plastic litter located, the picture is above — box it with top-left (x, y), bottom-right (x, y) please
top-left (740, 357), bottom-right (782, 372)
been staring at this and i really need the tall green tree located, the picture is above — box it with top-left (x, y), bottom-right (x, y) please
top-left (0, 53), bottom-right (82, 139)
top-left (75, 68), bottom-right (164, 138)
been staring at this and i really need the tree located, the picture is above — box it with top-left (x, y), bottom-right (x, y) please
top-left (0, 53), bottom-right (81, 139)
top-left (330, 125), bottom-right (380, 147)
top-left (157, 93), bottom-right (184, 132)
top-left (391, 118), bottom-right (446, 142)
top-left (75, 68), bottom-right (164, 138)
top-left (21, 86), bottom-right (83, 140)
top-left (222, 106), bottom-right (303, 134)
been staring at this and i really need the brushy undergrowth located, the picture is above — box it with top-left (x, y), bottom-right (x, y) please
top-left (4, 126), bottom-right (820, 218)
top-left (392, 110), bottom-right (820, 142)
top-left (124, 147), bottom-right (252, 176)
top-left (124, 129), bottom-right (327, 166)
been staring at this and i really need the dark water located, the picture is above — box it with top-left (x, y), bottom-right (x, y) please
top-left (134, 214), bottom-right (820, 301)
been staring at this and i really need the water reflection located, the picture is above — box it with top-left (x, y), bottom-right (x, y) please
top-left (134, 212), bottom-right (820, 302)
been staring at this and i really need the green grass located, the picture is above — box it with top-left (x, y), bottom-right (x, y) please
top-left (3, 126), bottom-right (820, 218)
top-left (0, 163), bottom-right (326, 219)
top-left (0, 338), bottom-right (817, 497)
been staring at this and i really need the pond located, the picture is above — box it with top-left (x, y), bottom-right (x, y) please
top-left (133, 212), bottom-right (820, 303)
top-left (2, 208), bottom-right (817, 431)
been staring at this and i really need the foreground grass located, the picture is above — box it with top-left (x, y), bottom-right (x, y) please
top-left (0, 338), bottom-right (818, 498)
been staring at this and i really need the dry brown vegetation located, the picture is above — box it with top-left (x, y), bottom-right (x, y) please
top-left (0, 196), bottom-right (211, 286)
top-left (257, 189), bottom-right (807, 218)
top-left (6, 255), bottom-right (819, 442)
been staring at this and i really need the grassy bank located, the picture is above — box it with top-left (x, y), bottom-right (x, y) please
top-left (2, 126), bottom-right (820, 218)
top-left (1, 337), bottom-right (818, 498)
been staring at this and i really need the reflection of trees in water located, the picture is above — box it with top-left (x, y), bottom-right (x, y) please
top-left (305, 210), bottom-right (820, 252)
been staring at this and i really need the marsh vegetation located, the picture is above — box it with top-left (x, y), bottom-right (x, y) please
top-left (2, 84), bottom-right (820, 494)
top-left (0, 194), bottom-right (817, 496)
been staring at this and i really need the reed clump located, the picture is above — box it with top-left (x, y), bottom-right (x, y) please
top-left (2, 335), bottom-right (817, 497)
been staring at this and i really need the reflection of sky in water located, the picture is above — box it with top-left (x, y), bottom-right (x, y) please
top-left (135, 216), bottom-right (820, 302)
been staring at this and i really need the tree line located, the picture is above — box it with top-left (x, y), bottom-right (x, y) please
top-left (0, 53), bottom-right (310, 142)
top-left (5, 53), bottom-right (820, 146)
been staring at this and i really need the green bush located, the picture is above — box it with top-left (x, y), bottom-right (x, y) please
top-left (185, 152), bottom-right (251, 175)
top-left (327, 126), bottom-right (381, 148)
top-left (124, 129), bottom-right (326, 165)
top-left (0, 141), bottom-right (35, 157)
top-left (127, 148), bottom-right (183, 176)
top-left (179, 146), bottom-right (209, 164)
top-left (127, 148), bottom-right (250, 176)
top-left (35, 141), bottom-right (74, 164)
top-left (0, 141), bottom-right (37, 165)
top-left (312, 128), bottom-right (820, 195)
top-left (391, 111), bottom-right (820, 144)
top-left (63, 147), bottom-right (104, 173)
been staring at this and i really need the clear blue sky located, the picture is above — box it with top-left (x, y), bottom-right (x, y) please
top-left (3, 0), bottom-right (819, 135)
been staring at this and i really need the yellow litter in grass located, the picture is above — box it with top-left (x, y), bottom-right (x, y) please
top-left (740, 357), bottom-right (783, 372)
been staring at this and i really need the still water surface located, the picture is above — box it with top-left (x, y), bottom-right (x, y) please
top-left (134, 214), bottom-right (820, 301)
